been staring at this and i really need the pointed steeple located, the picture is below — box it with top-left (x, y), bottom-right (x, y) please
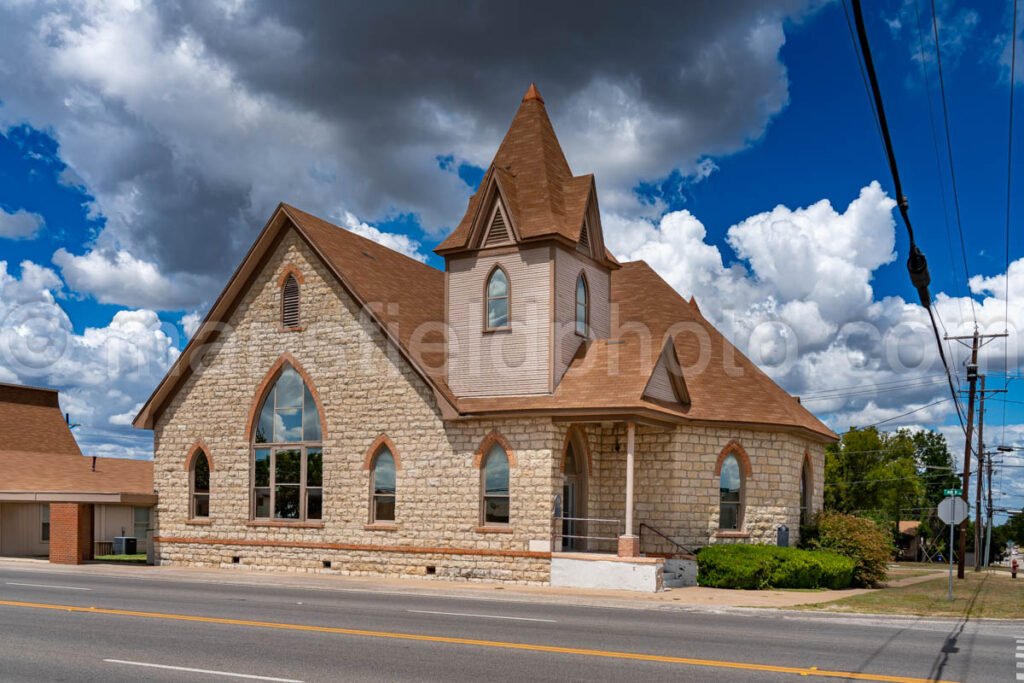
top-left (435, 85), bottom-right (615, 268)
top-left (522, 82), bottom-right (544, 103)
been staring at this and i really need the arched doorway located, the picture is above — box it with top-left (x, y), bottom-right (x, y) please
top-left (562, 429), bottom-right (589, 551)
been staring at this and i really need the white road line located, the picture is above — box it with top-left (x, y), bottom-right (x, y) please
top-left (6, 582), bottom-right (91, 591)
top-left (103, 659), bottom-right (302, 682)
top-left (408, 609), bottom-right (557, 623)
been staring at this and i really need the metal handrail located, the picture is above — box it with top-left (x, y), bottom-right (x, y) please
top-left (551, 516), bottom-right (622, 551)
top-left (638, 522), bottom-right (695, 557)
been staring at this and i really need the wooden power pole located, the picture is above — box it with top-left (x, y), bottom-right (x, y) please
top-left (946, 330), bottom-right (1008, 579)
top-left (974, 375), bottom-right (985, 572)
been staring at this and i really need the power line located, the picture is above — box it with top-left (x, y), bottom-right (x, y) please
top-left (849, 0), bottom-right (968, 436)
top-left (1003, 0), bottom-right (1019, 445)
top-left (837, 398), bottom-right (954, 433)
top-left (929, 0), bottom-right (978, 325)
top-left (913, 0), bottom-right (968, 328)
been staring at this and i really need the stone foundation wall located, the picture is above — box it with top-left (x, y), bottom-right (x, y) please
top-left (152, 228), bottom-right (558, 584)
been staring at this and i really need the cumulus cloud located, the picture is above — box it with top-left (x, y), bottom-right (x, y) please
top-left (337, 212), bottom-right (427, 263)
top-left (0, 0), bottom-right (820, 311)
top-left (53, 248), bottom-right (218, 310)
top-left (605, 182), bottom-right (1022, 433)
top-left (0, 207), bottom-right (44, 240)
top-left (0, 260), bottom-right (180, 457)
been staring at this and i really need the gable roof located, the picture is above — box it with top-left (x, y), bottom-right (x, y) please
top-left (436, 85), bottom-right (617, 267)
top-left (133, 203), bottom-right (456, 430)
top-left (0, 383), bottom-right (154, 500)
top-left (134, 204), bottom-right (833, 442)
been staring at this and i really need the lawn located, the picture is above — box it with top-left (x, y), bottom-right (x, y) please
top-left (804, 570), bottom-right (1024, 619)
top-left (94, 553), bottom-right (147, 563)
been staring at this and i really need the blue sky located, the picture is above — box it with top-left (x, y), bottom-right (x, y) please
top-left (1, 1), bottom-right (1022, 513)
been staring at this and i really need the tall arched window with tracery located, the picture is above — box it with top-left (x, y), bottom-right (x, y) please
top-left (252, 362), bottom-right (323, 521)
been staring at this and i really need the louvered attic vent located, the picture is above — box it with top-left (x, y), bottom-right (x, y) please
top-left (578, 220), bottom-right (591, 251)
top-left (281, 274), bottom-right (300, 328)
top-left (484, 207), bottom-right (511, 246)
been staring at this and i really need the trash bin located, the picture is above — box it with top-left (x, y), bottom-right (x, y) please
top-left (777, 524), bottom-right (790, 548)
top-left (113, 536), bottom-right (137, 555)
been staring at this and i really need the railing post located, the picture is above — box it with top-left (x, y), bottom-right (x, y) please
top-left (618, 422), bottom-right (639, 557)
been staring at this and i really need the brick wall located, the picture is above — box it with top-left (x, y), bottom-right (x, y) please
top-left (49, 503), bottom-right (93, 565)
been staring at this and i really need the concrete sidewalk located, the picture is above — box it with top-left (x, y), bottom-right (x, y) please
top-left (0, 557), bottom-right (941, 611)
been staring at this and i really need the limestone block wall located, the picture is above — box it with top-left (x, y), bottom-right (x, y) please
top-left (578, 423), bottom-right (825, 552)
top-left (152, 228), bottom-right (560, 584)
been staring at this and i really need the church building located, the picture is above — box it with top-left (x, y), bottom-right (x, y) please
top-left (134, 85), bottom-right (836, 590)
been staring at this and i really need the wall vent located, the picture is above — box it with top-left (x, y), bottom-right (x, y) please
top-left (281, 275), bottom-right (300, 328)
top-left (483, 206), bottom-right (511, 247)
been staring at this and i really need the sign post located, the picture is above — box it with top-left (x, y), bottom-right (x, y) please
top-left (938, 496), bottom-right (969, 600)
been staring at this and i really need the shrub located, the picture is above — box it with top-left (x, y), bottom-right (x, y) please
top-left (803, 511), bottom-right (892, 588)
top-left (696, 544), bottom-right (854, 590)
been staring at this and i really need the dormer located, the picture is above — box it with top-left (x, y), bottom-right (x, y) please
top-left (437, 84), bottom-right (618, 399)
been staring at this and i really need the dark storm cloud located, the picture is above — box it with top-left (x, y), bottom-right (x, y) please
top-left (0, 0), bottom-right (819, 308)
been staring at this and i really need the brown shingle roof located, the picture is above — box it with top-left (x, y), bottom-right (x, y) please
top-left (0, 383), bottom-right (82, 456)
top-left (458, 262), bottom-right (836, 441)
top-left (436, 85), bottom-right (616, 266)
top-left (0, 450), bottom-right (154, 496)
top-left (0, 383), bottom-right (154, 496)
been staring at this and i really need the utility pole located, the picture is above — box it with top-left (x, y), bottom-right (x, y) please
top-left (945, 330), bottom-right (1007, 579)
top-left (985, 446), bottom-right (994, 567)
top-left (974, 375), bottom-right (985, 571)
top-left (958, 332), bottom-right (978, 580)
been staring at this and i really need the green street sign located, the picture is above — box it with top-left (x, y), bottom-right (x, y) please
top-left (944, 488), bottom-right (963, 496)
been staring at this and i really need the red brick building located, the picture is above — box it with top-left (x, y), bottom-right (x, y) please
top-left (0, 382), bottom-right (155, 564)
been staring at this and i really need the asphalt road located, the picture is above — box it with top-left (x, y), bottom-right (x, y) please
top-left (0, 564), bottom-right (1017, 682)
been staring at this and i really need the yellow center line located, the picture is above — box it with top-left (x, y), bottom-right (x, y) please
top-left (0, 599), bottom-right (956, 683)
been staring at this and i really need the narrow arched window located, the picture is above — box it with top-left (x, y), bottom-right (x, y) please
top-left (719, 454), bottom-right (743, 530)
top-left (575, 273), bottom-right (589, 336)
top-left (190, 450), bottom-right (210, 519)
top-left (800, 459), bottom-right (812, 526)
top-left (481, 444), bottom-right (510, 525)
top-left (485, 266), bottom-right (510, 330)
top-left (370, 447), bottom-right (397, 523)
top-left (282, 274), bottom-right (300, 328)
top-left (252, 363), bottom-right (323, 521)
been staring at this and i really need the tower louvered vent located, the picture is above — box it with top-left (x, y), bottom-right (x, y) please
top-left (282, 275), bottom-right (300, 328)
top-left (484, 207), bottom-right (511, 246)
top-left (578, 220), bottom-right (591, 251)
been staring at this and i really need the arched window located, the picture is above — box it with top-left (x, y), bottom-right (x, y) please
top-left (190, 450), bottom-right (210, 519)
top-left (485, 266), bottom-right (510, 330)
top-left (252, 363), bottom-right (322, 521)
top-left (575, 273), bottom-right (589, 337)
top-left (800, 457), bottom-right (813, 526)
top-left (370, 446), bottom-right (396, 523)
top-left (281, 274), bottom-right (300, 328)
top-left (481, 444), bottom-right (510, 525)
top-left (719, 454), bottom-right (743, 530)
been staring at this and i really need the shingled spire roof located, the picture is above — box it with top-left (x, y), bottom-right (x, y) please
top-left (436, 84), bottom-right (616, 265)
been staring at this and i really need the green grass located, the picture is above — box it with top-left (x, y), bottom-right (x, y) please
top-left (94, 553), bottom-right (147, 563)
top-left (802, 570), bottom-right (1024, 619)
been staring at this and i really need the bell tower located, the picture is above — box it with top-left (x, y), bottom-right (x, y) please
top-left (435, 85), bottom-right (618, 398)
